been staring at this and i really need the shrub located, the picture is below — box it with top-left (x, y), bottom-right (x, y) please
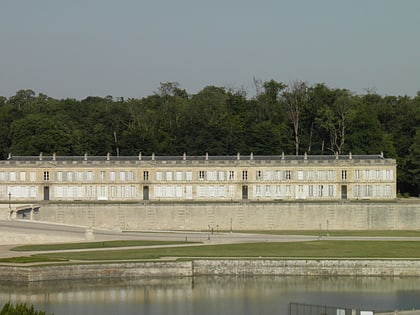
top-left (0, 302), bottom-right (53, 315)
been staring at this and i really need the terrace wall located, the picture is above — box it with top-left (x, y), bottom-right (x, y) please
top-left (33, 200), bottom-right (420, 231)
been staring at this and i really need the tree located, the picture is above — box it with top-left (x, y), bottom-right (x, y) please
top-left (281, 81), bottom-right (308, 155)
top-left (316, 93), bottom-right (356, 154)
top-left (9, 114), bottom-right (75, 155)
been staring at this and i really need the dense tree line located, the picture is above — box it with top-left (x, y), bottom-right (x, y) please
top-left (0, 81), bottom-right (418, 196)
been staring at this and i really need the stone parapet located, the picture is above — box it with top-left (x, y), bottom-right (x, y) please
top-left (2, 259), bottom-right (420, 282)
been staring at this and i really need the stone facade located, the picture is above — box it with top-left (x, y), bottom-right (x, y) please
top-left (0, 153), bottom-right (396, 203)
top-left (35, 200), bottom-right (418, 231)
top-left (2, 259), bottom-right (420, 282)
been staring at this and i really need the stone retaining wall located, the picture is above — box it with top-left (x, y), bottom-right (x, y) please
top-left (2, 259), bottom-right (420, 282)
top-left (0, 261), bottom-right (192, 282)
top-left (34, 200), bottom-right (420, 231)
top-left (193, 259), bottom-right (420, 277)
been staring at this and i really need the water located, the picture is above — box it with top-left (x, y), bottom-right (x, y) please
top-left (1, 276), bottom-right (420, 315)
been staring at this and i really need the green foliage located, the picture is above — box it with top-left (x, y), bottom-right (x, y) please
top-left (0, 302), bottom-right (53, 315)
top-left (0, 82), bottom-right (418, 195)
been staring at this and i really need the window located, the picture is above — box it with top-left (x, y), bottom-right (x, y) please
top-left (256, 170), bottom-right (262, 180)
top-left (218, 171), bottom-right (225, 181)
top-left (176, 172), bottom-right (183, 181)
top-left (265, 185), bottom-right (271, 196)
top-left (198, 186), bottom-right (205, 197)
top-left (143, 171), bottom-right (149, 181)
top-left (56, 171), bottom-right (63, 182)
top-left (354, 185), bottom-right (361, 197)
top-left (242, 170), bottom-right (248, 180)
top-left (10, 172), bottom-right (16, 182)
top-left (186, 172), bottom-right (192, 181)
top-left (264, 171), bottom-right (273, 181)
top-left (341, 170), bottom-right (347, 180)
top-left (355, 170), bottom-right (361, 180)
top-left (228, 185), bottom-right (235, 197)
top-left (328, 170), bottom-right (335, 180)
top-left (375, 185), bottom-right (382, 197)
top-left (385, 185), bottom-right (391, 197)
top-left (328, 185), bottom-right (334, 197)
top-left (43, 171), bottom-right (50, 181)
top-left (207, 171), bottom-right (217, 181)
top-left (156, 172), bottom-right (162, 181)
top-left (218, 185), bottom-right (225, 197)
top-left (318, 185), bottom-right (324, 197)
top-left (166, 171), bottom-right (172, 181)
top-left (87, 171), bottom-right (94, 181)
top-left (285, 170), bottom-right (292, 180)
top-left (366, 185), bottom-right (373, 197)
top-left (229, 171), bottom-right (235, 180)
top-left (208, 185), bottom-right (215, 197)
top-left (297, 171), bottom-right (304, 181)
top-left (127, 171), bottom-right (134, 181)
top-left (19, 172), bottom-right (26, 182)
top-left (199, 171), bottom-right (205, 180)
top-left (110, 171), bottom-right (116, 181)
top-left (255, 185), bottom-right (261, 196)
top-left (309, 185), bottom-right (314, 197)
top-left (100, 171), bottom-right (105, 181)
top-left (119, 171), bottom-right (126, 181)
top-left (30, 172), bottom-right (36, 182)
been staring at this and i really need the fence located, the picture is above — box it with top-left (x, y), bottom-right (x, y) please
top-left (289, 302), bottom-right (375, 315)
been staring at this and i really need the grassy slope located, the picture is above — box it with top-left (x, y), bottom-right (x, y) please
top-left (19, 240), bottom-right (420, 262)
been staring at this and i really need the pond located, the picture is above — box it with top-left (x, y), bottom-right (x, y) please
top-left (1, 276), bottom-right (420, 314)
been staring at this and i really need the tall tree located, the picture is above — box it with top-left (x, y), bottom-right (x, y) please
top-left (316, 92), bottom-right (356, 154)
top-left (281, 81), bottom-right (308, 155)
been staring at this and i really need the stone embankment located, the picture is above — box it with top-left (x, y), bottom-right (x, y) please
top-left (2, 259), bottom-right (420, 282)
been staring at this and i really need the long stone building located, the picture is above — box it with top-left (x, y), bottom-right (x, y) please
top-left (0, 153), bottom-right (396, 202)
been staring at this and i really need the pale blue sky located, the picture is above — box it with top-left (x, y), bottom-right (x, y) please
top-left (1, 0), bottom-right (419, 99)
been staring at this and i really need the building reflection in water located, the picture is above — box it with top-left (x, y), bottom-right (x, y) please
top-left (1, 276), bottom-right (420, 314)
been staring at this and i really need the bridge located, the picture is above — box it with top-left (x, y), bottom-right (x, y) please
top-left (1, 204), bottom-right (40, 220)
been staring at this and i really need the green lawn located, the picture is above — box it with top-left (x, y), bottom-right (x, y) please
top-left (12, 240), bottom-right (195, 252)
top-left (235, 230), bottom-right (420, 237)
top-left (13, 240), bottom-right (420, 262)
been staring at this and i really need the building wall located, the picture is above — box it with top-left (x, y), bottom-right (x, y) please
top-left (0, 154), bottom-right (397, 202)
top-left (35, 201), bottom-right (419, 231)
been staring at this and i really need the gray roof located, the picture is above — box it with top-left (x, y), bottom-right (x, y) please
top-left (3, 153), bottom-right (389, 162)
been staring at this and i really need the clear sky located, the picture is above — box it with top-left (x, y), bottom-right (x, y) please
top-left (1, 0), bottom-right (419, 99)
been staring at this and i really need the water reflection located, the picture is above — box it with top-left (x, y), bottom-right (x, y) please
top-left (1, 276), bottom-right (420, 315)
